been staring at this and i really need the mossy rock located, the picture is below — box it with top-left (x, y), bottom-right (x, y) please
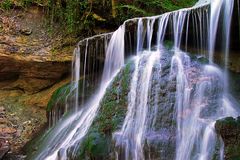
top-left (215, 116), bottom-right (240, 160)
top-left (47, 83), bottom-right (72, 112)
top-left (47, 75), bottom-right (100, 113)
top-left (164, 40), bottom-right (174, 50)
top-left (225, 145), bottom-right (240, 160)
top-left (76, 61), bottom-right (133, 160)
top-left (77, 128), bottom-right (111, 159)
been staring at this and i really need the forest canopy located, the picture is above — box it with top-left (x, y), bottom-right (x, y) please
top-left (0, 0), bottom-right (197, 35)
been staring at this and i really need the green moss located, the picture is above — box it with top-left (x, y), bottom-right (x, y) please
top-left (164, 40), bottom-right (174, 49)
top-left (78, 128), bottom-right (110, 159)
top-left (216, 117), bottom-right (240, 128)
top-left (46, 83), bottom-right (72, 112)
top-left (225, 145), bottom-right (240, 160)
top-left (77, 61), bottom-right (133, 159)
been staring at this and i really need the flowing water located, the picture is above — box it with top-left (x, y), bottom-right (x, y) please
top-left (34, 0), bottom-right (240, 159)
top-left (35, 26), bottom-right (125, 160)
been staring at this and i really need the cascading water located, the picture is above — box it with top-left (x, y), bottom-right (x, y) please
top-left (222, 0), bottom-right (234, 92)
top-left (34, 25), bottom-right (125, 160)
top-left (113, 15), bottom-right (170, 159)
top-left (208, 0), bottom-right (223, 63)
top-left (117, 0), bottom-right (239, 159)
top-left (114, 52), bottom-right (160, 160)
top-left (173, 0), bottom-right (239, 160)
top-left (34, 0), bottom-right (240, 159)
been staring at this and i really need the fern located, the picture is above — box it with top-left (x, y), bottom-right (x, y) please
top-left (116, 5), bottom-right (153, 16)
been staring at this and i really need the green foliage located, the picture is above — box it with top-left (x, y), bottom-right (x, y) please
top-left (48, 0), bottom-right (94, 34)
top-left (0, 0), bottom-right (48, 10)
top-left (160, 0), bottom-right (198, 11)
top-left (0, 0), bottom-right (14, 10)
top-left (117, 5), bottom-right (153, 16)
top-left (1, 0), bottom-right (198, 34)
top-left (45, 0), bottom-right (198, 34)
top-left (115, 0), bottom-right (197, 25)
top-left (19, 0), bottom-right (32, 7)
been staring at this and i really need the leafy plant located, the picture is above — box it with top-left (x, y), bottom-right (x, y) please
top-left (47, 0), bottom-right (94, 34)
top-left (1, 0), bottom-right (198, 36)
top-left (117, 5), bottom-right (152, 16)
top-left (1, 0), bottom-right (13, 10)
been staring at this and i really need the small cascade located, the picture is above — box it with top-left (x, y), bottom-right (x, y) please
top-left (48, 32), bottom-right (112, 126)
top-left (208, 0), bottom-right (223, 63)
top-left (34, 25), bottom-right (125, 160)
top-left (173, 11), bottom-right (187, 49)
top-left (157, 13), bottom-right (169, 50)
top-left (173, 0), bottom-right (239, 159)
top-left (113, 15), bottom-right (173, 159)
top-left (72, 47), bottom-right (81, 111)
top-left (147, 18), bottom-right (156, 51)
top-left (222, 0), bottom-right (234, 92)
top-left (35, 0), bottom-right (240, 159)
top-left (137, 18), bottom-right (144, 53)
top-left (82, 39), bottom-right (88, 105)
top-left (114, 52), bottom-right (160, 160)
top-left (48, 48), bottom-right (81, 126)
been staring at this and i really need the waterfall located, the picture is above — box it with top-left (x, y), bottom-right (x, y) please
top-left (35, 0), bottom-right (240, 159)
top-left (222, 0), bottom-right (234, 92)
top-left (34, 25), bottom-right (125, 160)
top-left (173, 0), bottom-right (239, 159)
top-left (208, 0), bottom-right (223, 63)
top-left (114, 52), bottom-right (160, 160)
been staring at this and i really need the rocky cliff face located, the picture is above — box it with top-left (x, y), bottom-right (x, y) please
top-left (0, 6), bottom-right (74, 158)
top-left (0, 54), bottom-right (71, 93)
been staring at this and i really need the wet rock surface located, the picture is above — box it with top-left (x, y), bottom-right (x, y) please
top-left (215, 116), bottom-right (240, 160)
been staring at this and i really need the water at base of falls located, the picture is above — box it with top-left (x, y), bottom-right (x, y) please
top-left (34, 0), bottom-right (240, 159)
